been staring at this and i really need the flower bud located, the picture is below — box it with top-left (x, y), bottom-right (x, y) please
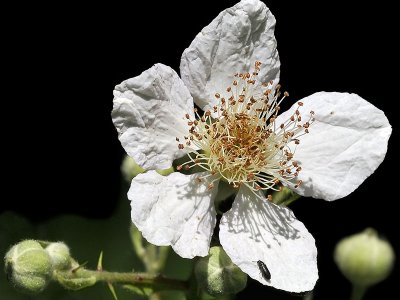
top-left (121, 155), bottom-right (145, 181)
top-left (334, 228), bottom-right (395, 287)
top-left (195, 246), bottom-right (247, 296)
top-left (4, 240), bottom-right (52, 294)
top-left (45, 242), bottom-right (71, 270)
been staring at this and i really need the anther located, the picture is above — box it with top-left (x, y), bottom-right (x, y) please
top-left (294, 180), bottom-right (303, 188)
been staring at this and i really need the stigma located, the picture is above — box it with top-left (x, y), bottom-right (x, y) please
top-left (176, 62), bottom-right (314, 196)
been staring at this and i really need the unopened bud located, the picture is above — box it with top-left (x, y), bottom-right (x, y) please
top-left (4, 240), bottom-right (52, 294)
top-left (195, 246), bottom-right (247, 296)
top-left (45, 242), bottom-right (71, 270)
top-left (334, 228), bottom-right (395, 287)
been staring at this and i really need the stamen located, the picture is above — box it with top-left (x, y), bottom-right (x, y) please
top-left (176, 61), bottom-right (314, 198)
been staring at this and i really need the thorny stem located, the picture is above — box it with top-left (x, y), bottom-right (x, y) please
top-left (91, 270), bottom-right (188, 291)
top-left (57, 268), bottom-right (189, 291)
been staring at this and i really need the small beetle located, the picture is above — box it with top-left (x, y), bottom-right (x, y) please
top-left (257, 260), bottom-right (271, 280)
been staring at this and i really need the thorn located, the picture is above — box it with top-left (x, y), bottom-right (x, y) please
top-left (97, 251), bottom-right (103, 271)
top-left (107, 282), bottom-right (119, 300)
top-left (72, 261), bottom-right (88, 273)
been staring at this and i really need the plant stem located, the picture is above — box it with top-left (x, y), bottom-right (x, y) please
top-left (57, 268), bottom-right (189, 292)
top-left (350, 285), bottom-right (367, 300)
top-left (303, 291), bottom-right (313, 300)
top-left (90, 270), bottom-right (188, 291)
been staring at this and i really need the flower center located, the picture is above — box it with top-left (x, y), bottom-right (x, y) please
top-left (177, 62), bottom-right (314, 196)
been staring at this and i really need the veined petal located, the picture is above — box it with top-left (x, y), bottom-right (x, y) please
top-left (112, 63), bottom-right (195, 170)
top-left (128, 171), bottom-right (219, 258)
top-left (219, 187), bottom-right (318, 292)
top-left (180, 0), bottom-right (280, 112)
top-left (276, 92), bottom-right (392, 201)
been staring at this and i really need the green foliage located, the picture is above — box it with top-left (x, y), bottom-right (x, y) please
top-left (0, 181), bottom-right (192, 300)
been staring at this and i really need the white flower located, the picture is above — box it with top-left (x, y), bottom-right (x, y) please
top-left (111, 0), bottom-right (391, 293)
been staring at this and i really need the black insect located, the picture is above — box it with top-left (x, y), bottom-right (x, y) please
top-left (257, 260), bottom-right (271, 280)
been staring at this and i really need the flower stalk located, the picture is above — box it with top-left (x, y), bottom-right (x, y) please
top-left (130, 224), bottom-right (170, 274)
top-left (54, 267), bottom-right (189, 292)
top-left (350, 285), bottom-right (367, 300)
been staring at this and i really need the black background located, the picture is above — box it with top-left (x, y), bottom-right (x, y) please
top-left (2, 1), bottom-right (398, 299)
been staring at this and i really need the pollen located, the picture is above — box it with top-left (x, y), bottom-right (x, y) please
top-left (176, 62), bottom-right (314, 195)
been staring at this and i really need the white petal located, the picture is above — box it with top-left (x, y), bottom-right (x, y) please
top-left (219, 187), bottom-right (318, 292)
top-left (180, 0), bottom-right (280, 111)
top-left (276, 92), bottom-right (391, 201)
top-left (128, 171), bottom-right (219, 258)
top-left (112, 63), bottom-right (195, 170)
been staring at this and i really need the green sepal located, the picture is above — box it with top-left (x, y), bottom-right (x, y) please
top-left (156, 167), bottom-right (174, 176)
top-left (55, 271), bottom-right (96, 291)
top-left (272, 186), bottom-right (301, 206)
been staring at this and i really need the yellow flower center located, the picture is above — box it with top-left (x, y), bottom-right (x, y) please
top-left (177, 62), bottom-right (314, 196)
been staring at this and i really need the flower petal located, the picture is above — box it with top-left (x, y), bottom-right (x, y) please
top-left (180, 0), bottom-right (280, 111)
top-left (219, 187), bottom-right (318, 292)
top-left (128, 171), bottom-right (219, 258)
top-left (276, 92), bottom-right (392, 201)
top-left (112, 63), bottom-right (195, 170)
